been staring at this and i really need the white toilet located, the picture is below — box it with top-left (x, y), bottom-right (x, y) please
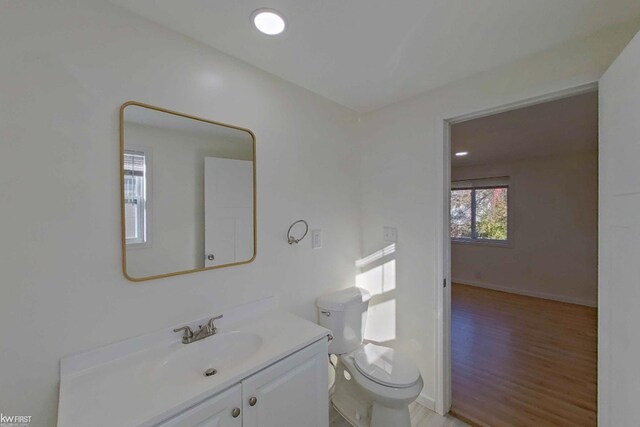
top-left (317, 287), bottom-right (423, 427)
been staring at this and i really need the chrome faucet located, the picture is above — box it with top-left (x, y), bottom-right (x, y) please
top-left (173, 315), bottom-right (223, 344)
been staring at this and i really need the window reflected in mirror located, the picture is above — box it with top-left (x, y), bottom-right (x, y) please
top-left (124, 150), bottom-right (148, 246)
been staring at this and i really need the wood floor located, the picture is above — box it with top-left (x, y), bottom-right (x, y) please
top-left (451, 284), bottom-right (597, 427)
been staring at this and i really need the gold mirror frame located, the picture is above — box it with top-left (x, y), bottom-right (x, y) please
top-left (120, 101), bottom-right (257, 282)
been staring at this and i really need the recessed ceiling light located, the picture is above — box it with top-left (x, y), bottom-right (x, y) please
top-left (455, 151), bottom-right (469, 157)
top-left (252, 9), bottom-right (286, 35)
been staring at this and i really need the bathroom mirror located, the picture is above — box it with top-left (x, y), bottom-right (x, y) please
top-left (120, 102), bottom-right (256, 281)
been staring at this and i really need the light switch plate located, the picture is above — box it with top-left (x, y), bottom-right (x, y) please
top-left (311, 229), bottom-right (322, 249)
top-left (384, 226), bottom-right (397, 243)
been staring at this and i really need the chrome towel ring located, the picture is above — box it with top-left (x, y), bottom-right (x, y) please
top-left (287, 220), bottom-right (309, 244)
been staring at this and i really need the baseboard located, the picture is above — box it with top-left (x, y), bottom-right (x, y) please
top-left (415, 392), bottom-right (436, 411)
top-left (452, 278), bottom-right (597, 307)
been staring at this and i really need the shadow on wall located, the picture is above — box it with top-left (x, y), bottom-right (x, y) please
top-left (356, 244), bottom-right (397, 344)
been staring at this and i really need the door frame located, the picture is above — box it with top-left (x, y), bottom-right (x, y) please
top-left (434, 81), bottom-right (599, 415)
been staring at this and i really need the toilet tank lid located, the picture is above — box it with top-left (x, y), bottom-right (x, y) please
top-left (316, 287), bottom-right (371, 311)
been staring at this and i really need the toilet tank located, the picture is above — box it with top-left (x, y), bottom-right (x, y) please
top-left (316, 287), bottom-right (371, 355)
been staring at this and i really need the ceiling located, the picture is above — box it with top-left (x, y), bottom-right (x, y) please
top-left (451, 91), bottom-right (598, 168)
top-left (109, 0), bottom-right (640, 112)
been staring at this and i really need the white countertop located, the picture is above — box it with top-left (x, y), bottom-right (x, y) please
top-left (57, 309), bottom-right (329, 427)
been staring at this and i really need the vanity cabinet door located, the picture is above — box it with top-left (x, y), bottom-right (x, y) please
top-left (157, 384), bottom-right (242, 427)
top-left (242, 339), bottom-right (328, 427)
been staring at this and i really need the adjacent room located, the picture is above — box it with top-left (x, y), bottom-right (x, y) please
top-left (449, 92), bottom-right (599, 426)
top-left (1, 1), bottom-right (640, 427)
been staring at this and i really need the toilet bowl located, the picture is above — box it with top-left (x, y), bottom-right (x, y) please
top-left (317, 287), bottom-right (423, 427)
top-left (340, 344), bottom-right (423, 427)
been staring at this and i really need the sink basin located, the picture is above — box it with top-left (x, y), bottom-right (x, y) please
top-left (144, 331), bottom-right (263, 385)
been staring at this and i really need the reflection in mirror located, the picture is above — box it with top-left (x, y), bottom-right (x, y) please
top-left (121, 103), bottom-right (256, 281)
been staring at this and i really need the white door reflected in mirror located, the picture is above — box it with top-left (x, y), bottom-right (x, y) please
top-left (204, 157), bottom-right (254, 267)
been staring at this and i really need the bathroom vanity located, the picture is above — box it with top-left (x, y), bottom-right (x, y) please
top-left (57, 304), bottom-right (330, 427)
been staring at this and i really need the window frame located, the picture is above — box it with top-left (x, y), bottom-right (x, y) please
top-left (123, 147), bottom-right (152, 249)
top-left (450, 184), bottom-right (511, 246)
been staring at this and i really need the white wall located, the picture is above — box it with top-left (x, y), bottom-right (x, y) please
top-left (598, 31), bottom-right (640, 427)
top-left (357, 19), bottom-right (639, 408)
top-left (451, 150), bottom-right (598, 306)
top-left (124, 122), bottom-right (253, 278)
top-left (0, 1), bottom-right (361, 425)
top-left (1, 0), bottom-right (639, 423)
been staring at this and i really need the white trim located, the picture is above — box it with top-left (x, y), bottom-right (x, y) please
top-left (447, 82), bottom-right (598, 125)
top-left (451, 239), bottom-right (510, 248)
top-left (434, 111), bottom-right (451, 416)
top-left (451, 176), bottom-right (510, 189)
top-left (415, 392), bottom-right (436, 411)
top-left (452, 279), bottom-right (597, 307)
top-left (435, 81), bottom-right (599, 417)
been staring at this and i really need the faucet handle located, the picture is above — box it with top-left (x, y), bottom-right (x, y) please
top-left (208, 315), bottom-right (223, 333)
top-left (173, 326), bottom-right (194, 343)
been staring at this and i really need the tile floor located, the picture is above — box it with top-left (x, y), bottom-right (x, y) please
top-left (329, 402), bottom-right (469, 427)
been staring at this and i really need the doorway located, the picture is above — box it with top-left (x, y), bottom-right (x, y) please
top-left (439, 87), bottom-right (599, 426)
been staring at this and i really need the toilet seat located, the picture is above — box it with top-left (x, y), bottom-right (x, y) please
top-left (352, 344), bottom-right (421, 388)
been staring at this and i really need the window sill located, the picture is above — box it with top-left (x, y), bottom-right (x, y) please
top-left (126, 241), bottom-right (151, 250)
top-left (452, 239), bottom-right (511, 248)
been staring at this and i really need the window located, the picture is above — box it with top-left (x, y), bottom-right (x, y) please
top-left (451, 177), bottom-right (509, 243)
top-left (124, 150), bottom-right (148, 245)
